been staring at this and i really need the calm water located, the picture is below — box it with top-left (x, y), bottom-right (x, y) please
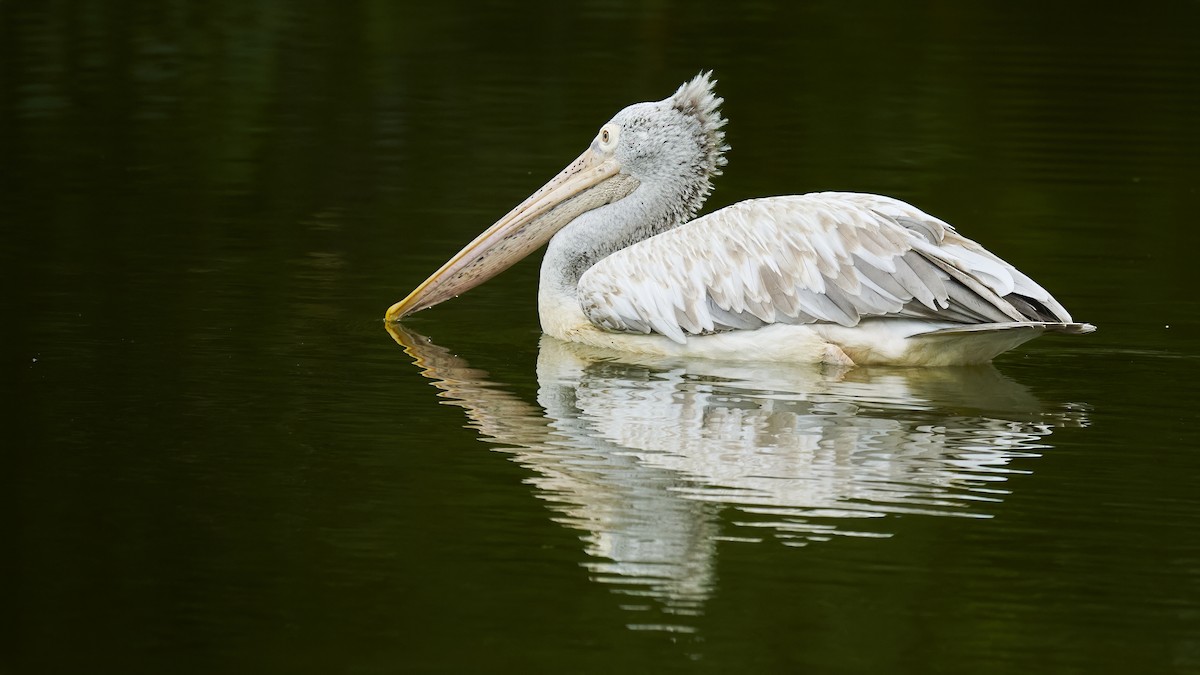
top-left (6, 2), bottom-right (1200, 673)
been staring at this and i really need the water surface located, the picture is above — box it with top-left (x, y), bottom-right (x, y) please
top-left (6, 2), bottom-right (1200, 673)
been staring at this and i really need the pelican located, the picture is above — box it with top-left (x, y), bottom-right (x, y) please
top-left (386, 72), bottom-right (1094, 366)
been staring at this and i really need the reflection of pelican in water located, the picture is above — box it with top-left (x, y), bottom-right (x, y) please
top-left (388, 324), bottom-right (1088, 632)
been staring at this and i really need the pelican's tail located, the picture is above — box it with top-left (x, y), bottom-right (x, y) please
top-left (918, 321), bottom-right (1097, 337)
top-left (816, 320), bottom-right (1094, 366)
top-left (883, 321), bottom-right (1094, 366)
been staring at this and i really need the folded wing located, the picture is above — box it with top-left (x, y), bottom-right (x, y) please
top-left (577, 192), bottom-right (1072, 344)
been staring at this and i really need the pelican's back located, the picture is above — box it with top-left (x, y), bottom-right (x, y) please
top-left (577, 192), bottom-right (1087, 349)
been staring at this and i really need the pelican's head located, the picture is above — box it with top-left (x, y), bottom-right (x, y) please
top-left (595, 72), bottom-right (728, 212)
top-left (386, 72), bottom-right (728, 322)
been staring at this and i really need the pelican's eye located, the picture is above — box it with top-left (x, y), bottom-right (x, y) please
top-left (597, 124), bottom-right (618, 151)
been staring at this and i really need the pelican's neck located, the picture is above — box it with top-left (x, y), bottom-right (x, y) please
top-left (539, 178), bottom-right (706, 303)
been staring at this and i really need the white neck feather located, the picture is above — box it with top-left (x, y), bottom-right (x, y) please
top-left (538, 178), bottom-right (698, 304)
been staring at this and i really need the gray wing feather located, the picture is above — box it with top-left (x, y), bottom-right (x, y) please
top-left (577, 192), bottom-right (1074, 344)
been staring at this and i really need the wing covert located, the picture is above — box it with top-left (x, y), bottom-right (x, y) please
top-left (577, 192), bottom-right (1071, 344)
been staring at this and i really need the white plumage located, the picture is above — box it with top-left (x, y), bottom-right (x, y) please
top-left (578, 192), bottom-right (1072, 344)
top-left (388, 73), bottom-right (1093, 365)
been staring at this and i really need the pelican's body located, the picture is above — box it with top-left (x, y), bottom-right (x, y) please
top-left (387, 73), bottom-right (1093, 365)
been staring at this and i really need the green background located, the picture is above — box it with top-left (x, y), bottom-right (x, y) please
top-left (6, 2), bottom-right (1199, 673)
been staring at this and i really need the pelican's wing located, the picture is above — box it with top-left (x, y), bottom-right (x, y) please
top-left (577, 192), bottom-right (1072, 344)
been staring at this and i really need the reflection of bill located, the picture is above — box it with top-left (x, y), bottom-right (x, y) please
top-left (388, 324), bottom-right (1089, 633)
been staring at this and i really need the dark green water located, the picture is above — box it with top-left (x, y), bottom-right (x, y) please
top-left (6, 2), bottom-right (1200, 673)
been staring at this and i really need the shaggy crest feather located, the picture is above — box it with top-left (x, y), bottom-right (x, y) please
top-left (670, 71), bottom-right (729, 178)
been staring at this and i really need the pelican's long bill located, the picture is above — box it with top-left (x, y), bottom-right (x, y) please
top-left (385, 147), bottom-right (637, 322)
